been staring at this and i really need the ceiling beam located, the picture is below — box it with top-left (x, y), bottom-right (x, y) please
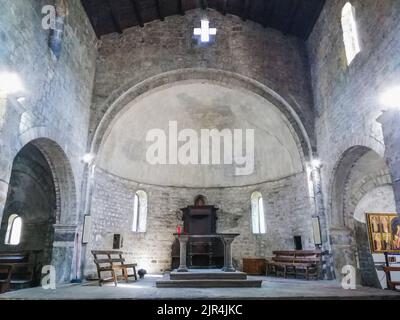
top-left (81, 0), bottom-right (101, 38)
top-left (304, 0), bottom-right (326, 39)
top-left (130, 0), bottom-right (144, 27)
top-left (222, 0), bottom-right (228, 15)
top-left (284, 0), bottom-right (300, 35)
top-left (200, 0), bottom-right (208, 10)
top-left (177, 0), bottom-right (185, 15)
top-left (154, 0), bottom-right (164, 21)
top-left (105, 0), bottom-right (123, 34)
top-left (262, 0), bottom-right (275, 28)
top-left (241, 0), bottom-right (251, 21)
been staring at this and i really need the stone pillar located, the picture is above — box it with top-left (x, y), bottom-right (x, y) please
top-left (310, 165), bottom-right (328, 244)
top-left (329, 226), bottom-right (358, 283)
top-left (52, 224), bottom-right (78, 282)
top-left (221, 234), bottom-right (238, 272)
top-left (176, 234), bottom-right (189, 272)
top-left (310, 163), bottom-right (335, 280)
top-left (377, 110), bottom-right (400, 213)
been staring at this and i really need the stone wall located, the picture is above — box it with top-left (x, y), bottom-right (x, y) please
top-left (0, 0), bottom-right (97, 281)
top-left (84, 167), bottom-right (315, 275)
top-left (90, 8), bottom-right (315, 147)
top-left (307, 0), bottom-right (400, 218)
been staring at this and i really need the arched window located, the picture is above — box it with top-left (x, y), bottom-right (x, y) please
top-left (132, 190), bottom-right (147, 233)
top-left (5, 214), bottom-right (22, 245)
top-left (251, 192), bottom-right (266, 234)
top-left (341, 2), bottom-right (361, 65)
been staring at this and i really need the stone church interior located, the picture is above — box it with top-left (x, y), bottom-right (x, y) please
top-left (0, 0), bottom-right (399, 300)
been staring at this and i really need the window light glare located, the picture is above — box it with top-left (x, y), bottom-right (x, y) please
top-left (380, 86), bottom-right (400, 109)
top-left (194, 20), bottom-right (217, 43)
top-left (341, 2), bottom-right (361, 65)
top-left (0, 72), bottom-right (24, 95)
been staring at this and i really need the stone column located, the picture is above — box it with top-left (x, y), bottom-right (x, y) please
top-left (310, 164), bottom-right (334, 280)
top-left (177, 234), bottom-right (189, 272)
top-left (377, 110), bottom-right (400, 213)
top-left (221, 234), bottom-right (238, 272)
top-left (310, 165), bottom-right (328, 244)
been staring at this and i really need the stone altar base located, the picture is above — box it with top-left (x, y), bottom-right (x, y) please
top-left (156, 269), bottom-right (262, 288)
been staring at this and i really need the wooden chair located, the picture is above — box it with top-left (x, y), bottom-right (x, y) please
top-left (383, 266), bottom-right (400, 291)
top-left (91, 250), bottom-right (138, 287)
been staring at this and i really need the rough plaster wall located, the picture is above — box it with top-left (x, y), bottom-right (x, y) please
top-left (354, 186), bottom-right (396, 223)
top-left (91, 9), bottom-right (315, 145)
top-left (84, 167), bottom-right (315, 276)
top-left (98, 82), bottom-right (304, 187)
top-left (0, 0), bottom-right (97, 282)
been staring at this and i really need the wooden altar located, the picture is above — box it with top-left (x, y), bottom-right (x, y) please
top-left (174, 233), bottom-right (240, 273)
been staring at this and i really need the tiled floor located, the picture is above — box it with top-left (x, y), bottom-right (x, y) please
top-left (1, 275), bottom-right (399, 300)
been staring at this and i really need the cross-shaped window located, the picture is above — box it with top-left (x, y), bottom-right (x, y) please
top-left (194, 20), bottom-right (217, 43)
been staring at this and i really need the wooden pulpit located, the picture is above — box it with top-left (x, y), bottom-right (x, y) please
top-left (171, 205), bottom-right (224, 269)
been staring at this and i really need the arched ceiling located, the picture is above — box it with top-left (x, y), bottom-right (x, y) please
top-left (81, 0), bottom-right (326, 39)
top-left (98, 81), bottom-right (304, 187)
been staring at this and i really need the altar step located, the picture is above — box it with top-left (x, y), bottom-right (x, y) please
top-left (156, 270), bottom-right (262, 288)
top-left (156, 279), bottom-right (262, 288)
top-left (170, 271), bottom-right (247, 280)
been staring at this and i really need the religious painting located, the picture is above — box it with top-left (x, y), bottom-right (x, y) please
top-left (366, 213), bottom-right (400, 254)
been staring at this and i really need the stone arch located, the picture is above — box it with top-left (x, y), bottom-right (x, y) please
top-left (90, 68), bottom-right (314, 162)
top-left (14, 129), bottom-right (77, 225)
top-left (327, 135), bottom-right (386, 227)
top-left (328, 144), bottom-right (395, 288)
top-left (330, 146), bottom-right (374, 227)
top-left (345, 173), bottom-right (392, 228)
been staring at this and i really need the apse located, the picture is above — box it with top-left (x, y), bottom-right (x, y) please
top-left (98, 81), bottom-right (304, 187)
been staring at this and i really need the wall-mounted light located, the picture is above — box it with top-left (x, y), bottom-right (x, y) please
top-left (82, 153), bottom-right (95, 164)
top-left (380, 86), bottom-right (400, 110)
top-left (311, 159), bottom-right (322, 169)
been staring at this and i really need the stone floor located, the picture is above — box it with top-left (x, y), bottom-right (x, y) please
top-left (1, 274), bottom-right (399, 300)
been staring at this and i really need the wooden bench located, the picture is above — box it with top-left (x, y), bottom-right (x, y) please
top-left (91, 250), bottom-right (138, 286)
top-left (0, 252), bottom-right (38, 293)
top-left (0, 264), bottom-right (13, 294)
top-left (266, 250), bottom-right (322, 280)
